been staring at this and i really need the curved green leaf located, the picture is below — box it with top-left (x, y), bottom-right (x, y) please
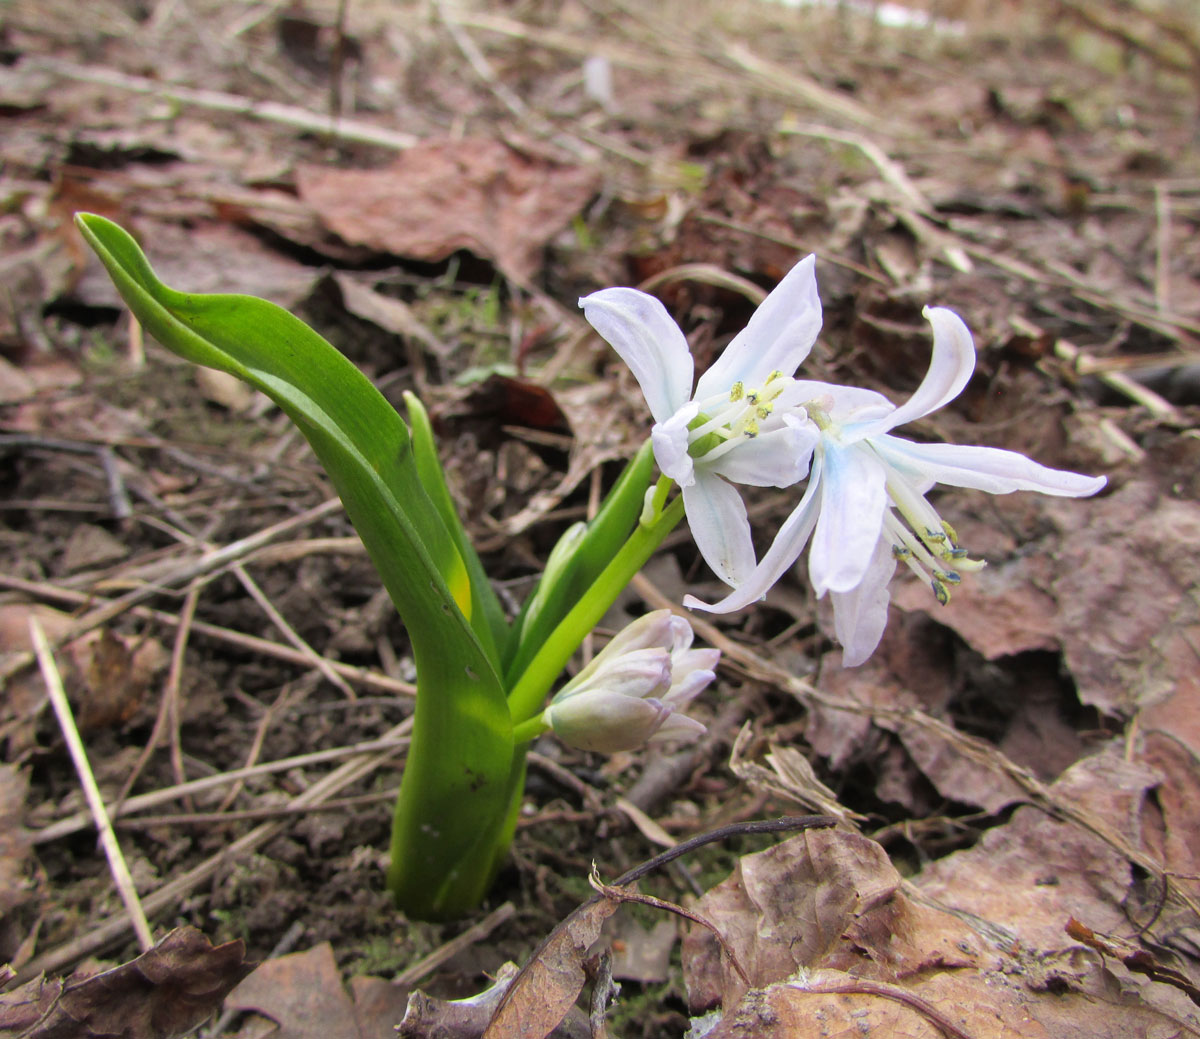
top-left (76, 213), bottom-right (513, 917)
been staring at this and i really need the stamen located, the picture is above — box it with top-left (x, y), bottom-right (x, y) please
top-left (698, 437), bottom-right (745, 464)
top-left (729, 382), bottom-right (744, 402)
top-left (931, 579), bottom-right (951, 605)
top-left (933, 569), bottom-right (961, 585)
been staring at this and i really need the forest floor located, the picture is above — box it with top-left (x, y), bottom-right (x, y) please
top-left (2, 1), bottom-right (1200, 1036)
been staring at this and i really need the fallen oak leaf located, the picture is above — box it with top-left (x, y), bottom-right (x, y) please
top-left (1, 926), bottom-right (253, 1039)
top-left (296, 139), bottom-right (598, 283)
top-left (224, 942), bottom-right (358, 1039)
top-left (480, 882), bottom-right (624, 1039)
top-left (587, 867), bottom-right (749, 988)
top-left (484, 816), bottom-right (836, 1039)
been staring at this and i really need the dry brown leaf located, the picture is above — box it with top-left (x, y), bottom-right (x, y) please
top-left (680, 792), bottom-right (1200, 1037)
top-left (296, 139), bottom-right (598, 283)
top-left (0, 766), bottom-right (33, 918)
top-left (702, 960), bottom-right (1200, 1039)
top-left (225, 942), bottom-right (360, 1039)
top-left (682, 828), bottom-right (904, 1011)
top-left (889, 553), bottom-right (1061, 660)
top-left (1050, 481), bottom-right (1200, 716)
top-left (482, 892), bottom-right (622, 1039)
top-left (913, 745), bottom-right (1154, 954)
top-left (0, 927), bottom-right (252, 1039)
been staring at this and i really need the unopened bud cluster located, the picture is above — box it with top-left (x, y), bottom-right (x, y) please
top-left (542, 610), bottom-right (718, 753)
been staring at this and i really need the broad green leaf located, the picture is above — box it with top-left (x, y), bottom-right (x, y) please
top-left (76, 213), bottom-right (514, 917)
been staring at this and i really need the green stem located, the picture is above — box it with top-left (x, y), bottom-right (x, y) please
top-left (507, 483), bottom-right (684, 724)
top-left (511, 716), bottom-right (548, 743)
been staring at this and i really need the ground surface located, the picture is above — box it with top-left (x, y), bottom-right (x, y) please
top-left (1, 1), bottom-right (1199, 1037)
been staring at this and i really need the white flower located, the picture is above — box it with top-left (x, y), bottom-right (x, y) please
top-left (580, 256), bottom-right (821, 589)
top-left (543, 610), bottom-right (718, 753)
top-left (685, 306), bottom-right (1107, 666)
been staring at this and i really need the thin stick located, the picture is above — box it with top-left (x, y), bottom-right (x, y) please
top-left (115, 580), bottom-right (205, 811)
top-left (16, 722), bottom-right (410, 981)
top-left (393, 902), bottom-right (516, 987)
top-left (32, 733), bottom-right (411, 844)
top-left (30, 618), bottom-right (155, 952)
top-left (0, 498), bottom-right (343, 685)
top-left (1155, 181), bottom-right (1172, 313)
top-left (232, 562), bottom-right (357, 700)
top-left (0, 574), bottom-right (416, 698)
top-left (168, 582), bottom-right (203, 797)
top-left (30, 57), bottom-right (420, 151)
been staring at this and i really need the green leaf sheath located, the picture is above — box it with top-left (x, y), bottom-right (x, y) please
top-left (504, 440), bottom-right (656, 687)
top-left (75, 213), bottom-right (514, 918)
top-left (404, 391), bottom-right (508, 659)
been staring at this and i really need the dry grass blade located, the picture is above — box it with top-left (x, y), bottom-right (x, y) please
top-left (30, 617), bottom-right (155, 952)
top-left (14, 721), bottom-right (410, 981)
top-left (31, 734), bottom-right (411, 844)
top-left (0, 499), bottom-right (344, 685)
top-left (0, 573), bottom-right (416, 698)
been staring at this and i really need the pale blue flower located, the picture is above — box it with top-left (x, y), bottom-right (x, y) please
top-left (580, 256), bottom-right (821, 589)
top-left (685, 306), bottom-right (1107, 665)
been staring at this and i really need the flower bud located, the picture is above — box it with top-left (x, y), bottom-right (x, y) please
top-left (543, 610), bottom-right (717, 753)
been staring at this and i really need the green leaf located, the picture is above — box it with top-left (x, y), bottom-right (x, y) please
top-left (76, 213), bottom-right (514, 917)
top-left (403, 392), bottom-right (507, 657)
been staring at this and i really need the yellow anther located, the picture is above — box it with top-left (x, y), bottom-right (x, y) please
top-left (942, 520), bottom-right (960, 545)
top-left (746, 390), bottom-right (760, 405)
top-left (931, 579), bottom-right (950, 605)
top-left (744, 419), bottom-right (759, 438)
top-left (757, 404), bottom-right (772, 420)
top-left (729, 382), bottom-right (745, 402)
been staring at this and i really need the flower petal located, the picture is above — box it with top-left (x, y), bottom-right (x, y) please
top-left (872, 435), bottom-right (1107, 497)
top-left (580, 287), bottom-right (694, 423)
top-left (684, 451), bottom-right (825, 613)
top-left (651, 403), bottom-right (700, 487)
top-left (846, 306), bottom-right (975, 440)
top-left (707, 414), bottom-right (817, 488)
top-left (649, 711), bottom-right (707, 743)
top-left (682, 472), bottom-right (758, 587)
top-left (789, 380), bottom-right (894, 426)
top-left (694, 255), bottom-right (822, 400)
top-left (809, 442), bottom-right (888, 596)
top-left (830, 536), bottom-right (896, 666)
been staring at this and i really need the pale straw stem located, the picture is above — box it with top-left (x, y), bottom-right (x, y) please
top-left (30, 617), bottom-right (155, 951)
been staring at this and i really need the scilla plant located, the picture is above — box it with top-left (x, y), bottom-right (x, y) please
top-left (76, 215), bottom-right (1104, 919)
